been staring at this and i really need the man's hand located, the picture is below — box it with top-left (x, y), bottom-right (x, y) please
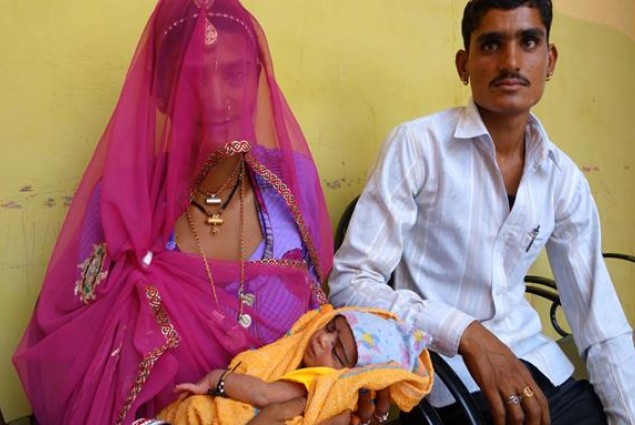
top-left (459, 321), bottom-right (550, 425)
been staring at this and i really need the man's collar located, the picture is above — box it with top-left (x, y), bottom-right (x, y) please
top-left (453, 98), bottom-right (561, 169)
top-left (453, 98), bottom-right (489, 139)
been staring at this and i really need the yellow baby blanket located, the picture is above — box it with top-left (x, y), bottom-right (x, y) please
top-left (158, 305), bottom-right (434, 424)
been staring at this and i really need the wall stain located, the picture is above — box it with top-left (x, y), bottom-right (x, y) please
top-left (1, 188), bottom-right (75, 209)
top-left (323, 177), bottom-right (366, 190)
top-left (625, 165), bottom-right (631, 171)
top-left (1, 201), bottom-right (23, 209)
top-left (582, 165), bottom-right (600, 173)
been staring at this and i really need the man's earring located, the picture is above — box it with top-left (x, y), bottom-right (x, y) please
top-left (462, 76), bottom-right (469, 86)
top-left (546, 71), bottom-right (553, 81)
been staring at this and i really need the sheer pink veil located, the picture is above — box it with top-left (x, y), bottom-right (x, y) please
top-left (32, 0), bottom-right (332, 271)
top-left (13, 0), bottom-right (332, 423)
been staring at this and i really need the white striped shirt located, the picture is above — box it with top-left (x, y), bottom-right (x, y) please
top-left (328, 99), bottom-right (635, 423)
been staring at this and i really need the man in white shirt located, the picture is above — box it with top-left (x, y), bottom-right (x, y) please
top-left (328, 1), bottom-right (635, 424)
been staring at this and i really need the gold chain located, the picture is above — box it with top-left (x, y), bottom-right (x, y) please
top-left (185, 208), bottom-right (219, 305)
top-left (193, 159), bottom-right (242, 199)
top-left (237, 159), bottom-right (246, 320)
top-left (185, 154), bottom-right (247, 323)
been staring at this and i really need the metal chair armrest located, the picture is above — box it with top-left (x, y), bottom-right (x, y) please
top-left (602, 252), bottom-right (635, 263)
top-left (401, 352), bottom-right (485, 425)
top-left (524, 277), bottom-right (570, 338)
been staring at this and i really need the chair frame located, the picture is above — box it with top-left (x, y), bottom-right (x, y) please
top-left (524, 275), bottom-right (569, 337)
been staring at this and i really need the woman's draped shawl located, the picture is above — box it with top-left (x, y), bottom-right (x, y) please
top-left (12, 0), bottom-right (333, 424)
top-left (158, 306), bottom-right (434, 424)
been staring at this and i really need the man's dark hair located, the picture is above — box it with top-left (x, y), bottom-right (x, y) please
top-left (461, 0), bottom-right (553, 49)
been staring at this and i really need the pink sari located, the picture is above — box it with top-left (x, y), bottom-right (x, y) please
top-left (13, 1), bottom-right (333, 424)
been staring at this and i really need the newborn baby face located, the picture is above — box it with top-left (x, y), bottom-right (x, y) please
top-left (303, 315), bottom-right (358, 369)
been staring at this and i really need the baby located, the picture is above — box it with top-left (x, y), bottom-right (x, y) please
top-left (172, 307), bottom-right (432, 424)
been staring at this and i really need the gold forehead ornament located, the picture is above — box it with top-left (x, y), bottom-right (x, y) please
top-left (163, 0), bottom-right (254, 47)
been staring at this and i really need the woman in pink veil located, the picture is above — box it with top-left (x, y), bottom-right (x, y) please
top-left (13, 0), bottom-right (333, 423)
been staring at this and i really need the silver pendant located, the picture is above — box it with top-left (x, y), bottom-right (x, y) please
top-left (240, 292), bottom-right (256, 307)
top-left (205, 195), bottom-right (222, 206)
top-left (238, 313), bottom-right (252, 328)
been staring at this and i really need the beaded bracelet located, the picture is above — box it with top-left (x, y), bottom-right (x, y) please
top-left (208, 362), bottom-right (241, 398)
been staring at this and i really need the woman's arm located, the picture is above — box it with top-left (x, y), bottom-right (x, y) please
top-left (246, 396), bottom-right (307, 425)
top-left (175, 369), bottom-right (307, 408)
top-left (246, 399), bottom-right (351, 425)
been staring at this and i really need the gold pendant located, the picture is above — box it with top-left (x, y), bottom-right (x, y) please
top-left (207, 214), bottom-right (223, 226)
top-left (238, 313), bottom-right (252, 328)
top-left (205, 18), bottom-right (218, 47)
top-left (207, 214), bottom-right (223, 236)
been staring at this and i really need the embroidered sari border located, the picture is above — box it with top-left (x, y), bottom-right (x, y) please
top-left (116, 285), bottom-right (180, 425)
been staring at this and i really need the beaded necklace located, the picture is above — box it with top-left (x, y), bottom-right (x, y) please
top-left (185, 156), bottom-right (254, 328)
top-left (193, 159), bottom-right (241, 204)
top-left (190, 170), bottom-right (241, 235)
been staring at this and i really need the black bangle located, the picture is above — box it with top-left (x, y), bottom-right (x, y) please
top-left (207, 362), bottom-right (241, 398)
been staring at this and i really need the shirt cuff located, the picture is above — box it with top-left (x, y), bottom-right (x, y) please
top-left (414, 302), bottom-right (476, 356)
top-left (586, 332), bottom-right (635, 424)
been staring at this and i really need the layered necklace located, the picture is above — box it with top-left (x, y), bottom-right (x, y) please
top-left (186, 156), bottom-right (255, 329)
top-left (191, 160), bottom-right (242, 235)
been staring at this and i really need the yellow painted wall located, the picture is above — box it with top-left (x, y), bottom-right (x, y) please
top-left (1, 0), bottom-right (633, 420)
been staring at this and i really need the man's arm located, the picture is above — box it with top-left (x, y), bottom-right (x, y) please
top-left (329, 123), bottom-right (551, 425)
top-left (328, 124), bottom-right (475, 357)
top-left (175, 370), bottom-right (306, 408)
top-left (547, 174), bottom-right (635, 424)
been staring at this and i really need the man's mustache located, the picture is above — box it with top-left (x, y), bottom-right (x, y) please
top-left (490, 72), bottom-right (530, 87)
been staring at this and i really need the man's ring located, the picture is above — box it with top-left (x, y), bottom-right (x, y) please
top-left (506, 394), bottom-right (522, 405)
top-left (360, 420), bottom-right (371, 425)
top-left (374, 411), bottom-right (390, 423)
top-left (523, 386), bottom-right (534, 398)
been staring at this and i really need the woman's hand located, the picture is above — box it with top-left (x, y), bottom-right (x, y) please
top-left (349, 388), bottom-right (391, 425)
top-left (318, 411), bottom-right (352, 425)
top-left (316, 387), bottom-right (391, 425)
top-left (245, 388), bottom-right (391, 425)
top-left (246, 396), bottom-right (307, 424)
